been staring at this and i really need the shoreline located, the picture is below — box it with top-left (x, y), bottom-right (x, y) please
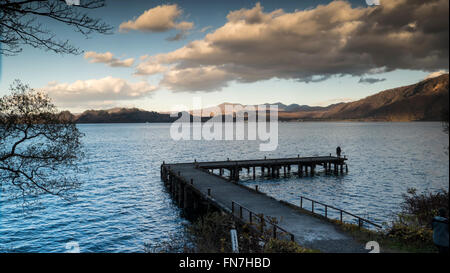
top-left (73, 120), bottom-right (446, 124)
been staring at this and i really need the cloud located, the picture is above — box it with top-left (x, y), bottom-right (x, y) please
top-left (41, 76), bottom-right (157, 108)
top-left (166, 32), bottom-right (186, 41)
top-left (200, 26), bottom-right (213, 33)
top-left (119, 4), bottom-right (193, 33)
top-left (84, 51), bottom-right (134, 67)
top-left (425, 70), bottom-right (448, 79)
top-left (160, 66), bottom-right (235, 92)
top-left (151, 0), bottom-right (448, 92)
top-left (134, 57), bottom-right (167, 76)
top-left (358, 77), bottom-right (386, 84)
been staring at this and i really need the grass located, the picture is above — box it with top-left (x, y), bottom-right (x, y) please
top-left (330, 220), bottom-right (436, 253)
top-left (145, 211), bottom-right (318, 253)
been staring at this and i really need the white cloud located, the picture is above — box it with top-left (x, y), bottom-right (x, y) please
top-left (425, 70), bottom-right (448, 80)
top-left (200, 26), bottom-right (213, 33)
top-left (119, 4), bottom-right (193, 32)
top-left (84, 51), bottom-right (134, 67)
top-left (41, 76), bottom-right (157, 108)
top-left (134, 57), bottom-right (167, 76)
top-left (160, 66), bottom-right (235, 92)
top-left (150, 0), bottom-right (448, 92)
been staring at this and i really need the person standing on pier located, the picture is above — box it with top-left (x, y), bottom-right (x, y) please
top-left (336, 146), bottom-right (342, 157)
top-left (432, 208), bottom-right (449, 253)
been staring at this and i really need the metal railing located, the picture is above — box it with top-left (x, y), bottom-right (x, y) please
top-left (299, 196), bottom-right (382, 229)
top-left (231, 201), bottom-right (295, 242)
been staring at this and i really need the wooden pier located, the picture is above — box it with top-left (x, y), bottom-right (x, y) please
top-left (160, 156), bottom-right (379, 253)
top-left (194, 155), bottom-right (348, 181)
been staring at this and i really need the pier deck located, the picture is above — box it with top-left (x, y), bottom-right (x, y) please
top-left (161, 156), bottom-right (373, 253)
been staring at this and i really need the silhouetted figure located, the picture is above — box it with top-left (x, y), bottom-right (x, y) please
top-left (336, 146), bottom-right (342, 157)
top-left (432, 208), bottom-right (449, 253)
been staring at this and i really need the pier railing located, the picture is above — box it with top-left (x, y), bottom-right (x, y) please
top-left (231, 201), bottom-right (295, 242)
top-left (299, 196), bottom-right (382, 229)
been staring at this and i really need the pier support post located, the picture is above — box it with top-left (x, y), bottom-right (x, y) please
top-left (169, 175), bottom-right (174, 193)
top-left (253, 166), bottom-right (256, 180)
top-left (178, 182), bottom-right (184, 207)
top-left (183, 185), bottom-right (189, 209)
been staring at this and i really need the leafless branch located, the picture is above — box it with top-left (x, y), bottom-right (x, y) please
top-left (0, 0), bottom-right (112, 55)
top-left (1, 80), bottom-right (85, 205)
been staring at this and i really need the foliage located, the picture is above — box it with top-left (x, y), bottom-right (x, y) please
top-left (333, 188), bottom-right (447, 252)
top-left (147, 211), bottom-right (314, 253)
top-left (399, 188), bottom-right (449, 227)
top-left (386, 222), bottom-right (433, 245)
top-left (186, 211), bottom-right (236, 253)
top-left (0, 80), bottom-right (84, 204)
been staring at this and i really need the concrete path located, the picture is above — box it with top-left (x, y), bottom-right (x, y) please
top-left (167, 163), bottom-right (366, 253)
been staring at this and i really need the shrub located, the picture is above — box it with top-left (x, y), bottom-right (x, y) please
top-left (400, 188), bottom-right (448, 227)
top-left (387, 223), bottom-right (433, 245)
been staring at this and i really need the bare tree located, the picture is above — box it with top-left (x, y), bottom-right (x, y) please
top-left (0, 80), bottom-right (84, 203)
top-left (0, 0), bottom-right (112, 55)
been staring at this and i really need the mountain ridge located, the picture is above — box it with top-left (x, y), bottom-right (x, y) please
top-left (68, 74), bottom-right (449, 123)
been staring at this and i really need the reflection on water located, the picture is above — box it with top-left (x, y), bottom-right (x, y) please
top-left (0, 122), bottom-right (448, 252)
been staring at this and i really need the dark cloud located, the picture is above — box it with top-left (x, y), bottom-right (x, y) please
top-left (146, 0), bottom-right (448, 92)
top-left (358, 77), bottom-right (386, 84)
top-left (166, 32), bottom-right (186, 41)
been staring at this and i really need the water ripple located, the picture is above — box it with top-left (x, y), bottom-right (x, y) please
top-left (1, 122), bottom-right (448, 252)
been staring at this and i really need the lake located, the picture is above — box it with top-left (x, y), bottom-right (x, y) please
top-left (0, 122), bottom-right (448, 252)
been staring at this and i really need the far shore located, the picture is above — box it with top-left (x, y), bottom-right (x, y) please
top-left (74, 120), bottom-right (446, 124)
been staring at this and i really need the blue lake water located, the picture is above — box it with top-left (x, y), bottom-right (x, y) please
top-left (0, 122), bottom-right (448, 252)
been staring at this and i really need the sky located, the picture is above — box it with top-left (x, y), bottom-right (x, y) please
top-left (0, 0), bottom-right (448, 112)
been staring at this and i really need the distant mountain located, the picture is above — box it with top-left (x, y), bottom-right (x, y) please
top-left (62, 74), bottom-right (448, 123)
top-left (320, 74), bottom-right (449, 121)
top-left (260, 102), bottom-right (326, 112)
top-left (206, 74), bottom-right (449, 121)
top-left (74, 108), bottom-right (177, 123)
top-left (195, 102), bottom-right (328, 116)
top-left (278, 74), bottom-right (448, 121)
